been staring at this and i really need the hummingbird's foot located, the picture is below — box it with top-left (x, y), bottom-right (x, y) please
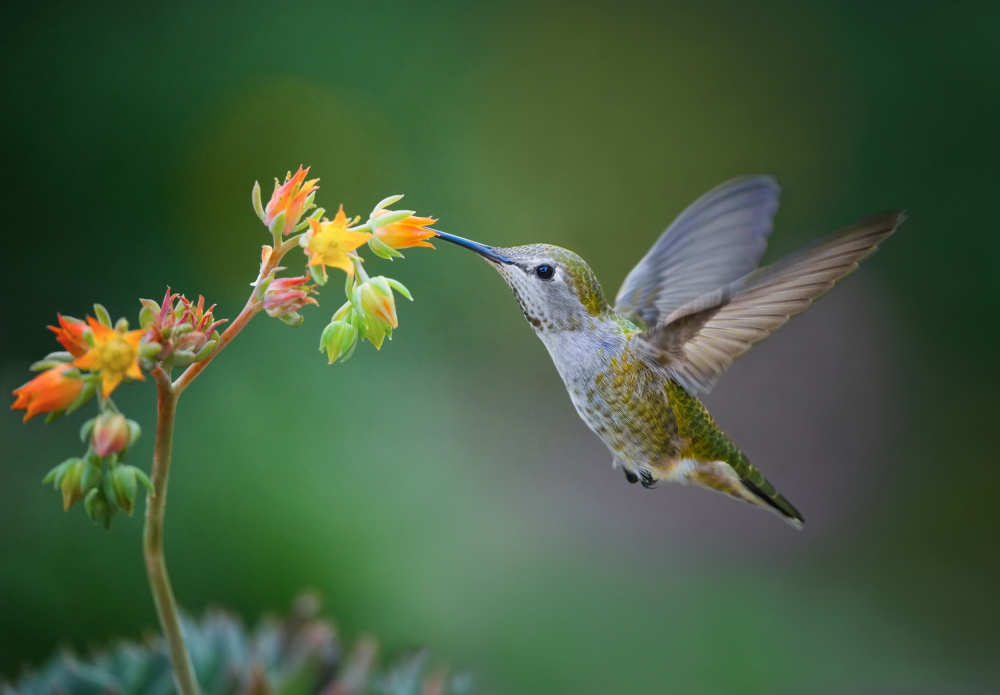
top-left (623, 468), bottom-right (638, 484)
top-left (639, 469), bottom-right (656, 489)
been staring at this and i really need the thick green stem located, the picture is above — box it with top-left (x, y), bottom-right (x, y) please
top-left (144, 367), bottom-right (201, 695)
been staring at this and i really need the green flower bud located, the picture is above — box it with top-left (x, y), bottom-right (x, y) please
top-left (84, 488), bottom-right (115, 529)
top-left (80, 457), bottom-right (102, 492)
top-left (105, 465), bottom-right (138, 515)
top-left (319, 320), bottom-right (358, 364)
top-left (59, 458), bottom-right (86, 511)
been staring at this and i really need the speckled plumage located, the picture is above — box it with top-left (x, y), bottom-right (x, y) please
top-left (490, 244), bottom-right (801, 524)
top-left (435, 176), bottom-right (904, 528)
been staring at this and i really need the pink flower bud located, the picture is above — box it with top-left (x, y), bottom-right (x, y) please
top-left (92, 412), bottom-right (130, 458)
top-left (263, 276), bottom-right (318, 319)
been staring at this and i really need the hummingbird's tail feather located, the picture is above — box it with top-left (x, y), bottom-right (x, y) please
top-left (739, 477), bottom-right (804, 529)
top-left (666, 456), bottom-right (804, 529)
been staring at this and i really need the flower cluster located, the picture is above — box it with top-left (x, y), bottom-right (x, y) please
top-left (13, 166), bottom-right (440, 529)
top-left (13, 306), bottom-right (158, 526)
top-left (139, 289), bottom-right (227, 368)
top-left (251, 169), bottom-right (437, 362)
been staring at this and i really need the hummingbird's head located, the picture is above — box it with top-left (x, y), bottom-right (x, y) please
top-left (434, 231), bottom-right (610, 332)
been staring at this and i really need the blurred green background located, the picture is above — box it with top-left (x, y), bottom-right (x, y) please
top-left (2, 1), bottom-right (998, 693)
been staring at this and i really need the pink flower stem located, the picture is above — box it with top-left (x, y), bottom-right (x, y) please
top-left (142, 235), bottom-right (301, 693)
top-left (172, 237), bottom-right (298, 395)
top-left (145, 365), bottom-right (200, 695)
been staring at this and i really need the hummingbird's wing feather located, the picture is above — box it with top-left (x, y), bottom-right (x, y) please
top-left (647, 210), bottom-right (905, 395)
top-left (614, 175), bottom-right (781, 328)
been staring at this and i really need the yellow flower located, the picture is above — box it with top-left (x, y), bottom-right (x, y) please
top-left (305, 206), bottom-right (372, 276)
top-left (73, 317), bottom-right (145, 398)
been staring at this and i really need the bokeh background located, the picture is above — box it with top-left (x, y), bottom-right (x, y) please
top-left (2, 1), bottom-right (998, 693)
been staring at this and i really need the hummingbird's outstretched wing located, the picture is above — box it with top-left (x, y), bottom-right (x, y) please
top-left (614, 175), bottom-right (781, 328)
top-left (645, 210), bottom-right (905, 395)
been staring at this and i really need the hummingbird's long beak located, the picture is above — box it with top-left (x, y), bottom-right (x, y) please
top-left (430, 230), bottom-right (512, 264)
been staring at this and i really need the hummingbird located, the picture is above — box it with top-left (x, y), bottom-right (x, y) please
top-left (434, 176), bottom-right (903, 528)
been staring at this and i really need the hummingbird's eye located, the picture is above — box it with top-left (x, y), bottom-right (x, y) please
top-left (535, 264), bottom-right (555, 280)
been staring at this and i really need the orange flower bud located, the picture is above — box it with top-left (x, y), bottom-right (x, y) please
top-left (263, 166), bottom-right (319, 237)
top-left (11, 363), bottom-right (84, 422)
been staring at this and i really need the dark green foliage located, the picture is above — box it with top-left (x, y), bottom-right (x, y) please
top-left (3, 597), bottom-right (474, 695)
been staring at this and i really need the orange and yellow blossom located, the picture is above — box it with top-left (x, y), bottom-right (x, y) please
top-left (48, 314), bottom-right (90, 357)
top-left (372, 210), bottom-right (438, 250)
top-left (73, 317), bottom-right (145, 398)
top-left (305, 206), bottom-right (372, 276)
top-left (11, 363), bottom-right (84, 422)
top-left (264, 166), bottom-right (319, 236)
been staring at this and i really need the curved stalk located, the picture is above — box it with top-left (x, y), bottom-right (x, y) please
top-left (144, 366), bottom-right (201, 695)
top-left (172, 238), bottom-right (297, 395)
top-left (141, 235), bottom-right (300, 691)
top-left (172, 297), bottom-right (261, 395)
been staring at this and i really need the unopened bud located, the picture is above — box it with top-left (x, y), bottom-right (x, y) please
top-left (105, 465), bottom-right (138, 515)
top-left (85, 488), bottom-right (115, 529)
top-left (319, 320), bottom-right (358, 364)
top-left (359, 278), bottom-right (398, 327)
top-left (59, 458), bottom-right (86, 510)
top-left (92, 412), bottom-right (130, 458)
top-left (263, 276), bottom-right (318, 321)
